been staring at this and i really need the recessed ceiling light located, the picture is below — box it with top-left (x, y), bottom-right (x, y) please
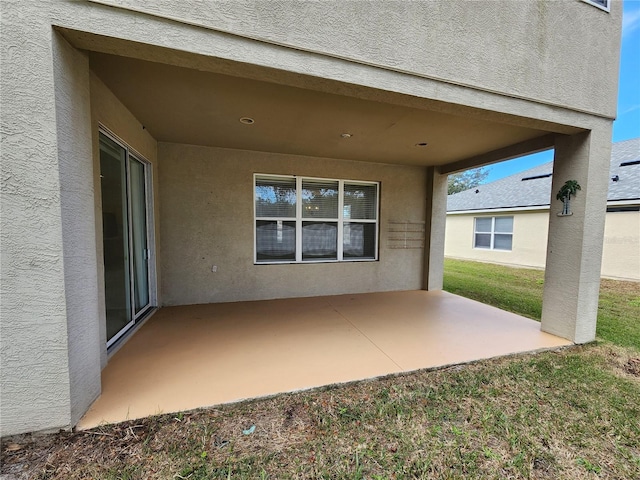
top-left (415, 142), bottom-right (428, 147)
top-left (341, 133), bottom-right (353, 138)
top-left (239, 117), bottom-right (255, 125)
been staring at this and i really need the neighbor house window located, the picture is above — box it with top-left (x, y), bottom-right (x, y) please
top-left (255, 175), bottom-right (378, 263)
top-left (474, 216), bottom-right (513, 251)
top-left (581, 0), bottom-right (610, 12)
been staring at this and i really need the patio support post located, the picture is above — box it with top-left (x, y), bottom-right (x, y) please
top-left (423, 166), bottom-right (448, 290)
top-left (541, 125), bottom-right (613, 343)
top-left (53, 32), bottom-right (103, 427)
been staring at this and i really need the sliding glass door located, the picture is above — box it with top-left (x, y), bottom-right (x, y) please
top-left (99, 131), bottom-right (153, 347)
top-left (129, 157), bottom-right (150, 315)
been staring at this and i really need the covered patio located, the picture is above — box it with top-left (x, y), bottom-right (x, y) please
top-left (78, 290), bottom-right (570, 429)
top-left (57, 26), bottom-right (607, 436)
top-left (0, 2), bottom-right (619, 439)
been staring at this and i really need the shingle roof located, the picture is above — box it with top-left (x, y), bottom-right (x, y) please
top-left (447, 138), bottom-right (640, 212)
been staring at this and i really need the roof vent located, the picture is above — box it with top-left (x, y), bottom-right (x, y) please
top-left (620, 159), bottom-right (640, 167)
top-left (521, 173), bottom-right (552, 181)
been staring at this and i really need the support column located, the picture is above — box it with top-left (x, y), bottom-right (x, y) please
top-left (541, 125), bottom-right (613, 343)
top-left (423, 166), bottom-right (448, 290)
top-left (53, 33), bottom-right (102, 427)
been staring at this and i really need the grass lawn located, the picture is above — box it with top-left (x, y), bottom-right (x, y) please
top-left (2, 260), bottom-right (639, 479)
top-left (443, 258), bottom-right (640, 350)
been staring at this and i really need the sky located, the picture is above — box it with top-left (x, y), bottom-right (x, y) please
top-left (482, 0), bottom-right (640, 183)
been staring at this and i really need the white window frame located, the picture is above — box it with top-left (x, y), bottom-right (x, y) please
top-left (473, 216), bottom-right (513, 251)
top-left (254, 174), bottom-right (379, 264)
top-left (580, 0), bottom-right (610, 12)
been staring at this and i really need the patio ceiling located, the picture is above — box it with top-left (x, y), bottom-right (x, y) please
top-left (88, 51), bottom-right (554, 167)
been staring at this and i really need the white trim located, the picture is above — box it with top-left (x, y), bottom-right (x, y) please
top-left (254, 174), bottom-right (379, 264)
top-left (448, 198), bottom-right (640, 216)
top-left (296, 176), bottom-right (302, 262)
top-left (98, 124), bottom-right (148, 168)
top-left (106, 307), bottom-right (157, 360)
top-left (580, 0), bottom-right (610, 13)
top-left (449, 205), bottom-right (549, 215)
top-left (129, 153), bottom-right (154, 322)
top-left (606, 199), bottom-right (640, 207)
top-left (337, 179), bottom-right (344, 261)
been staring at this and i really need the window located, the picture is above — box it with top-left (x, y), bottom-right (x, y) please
top-left (581, 0), bottom-right (610, 12)
top-left (474, 216), bottom-right (513, 251)
top-left (255, 175), bottom-right (378, 263)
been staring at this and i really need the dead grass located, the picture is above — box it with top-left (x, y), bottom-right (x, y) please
top-left (2, 344), bottom-right (639, 479)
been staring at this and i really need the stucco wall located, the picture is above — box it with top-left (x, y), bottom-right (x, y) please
top-left (445, 209), bottom-right (640, 281)
top-left (159, 144), bottom-right (426, 305)
top-left (0, 5), bottom-right (77, 434)
top-left (602, 210), bottom-right (640, 280)
top-left (92, 0), bottom-right (621, 119)
top-left (542, 129), bottom-right (613, 343)
top-left (89, 72), bottom-right (160, 367)
top-left (445, 211), bottom-right (549, 269)
top-left (53, 33), bottom-right (103, 429)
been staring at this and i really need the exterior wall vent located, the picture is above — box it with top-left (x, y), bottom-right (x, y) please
top-left (619, 160), bottom-right (640, 167)
top-left (581, 0), bottom-right (610, 12)
top-left (521, 173), bottom-right (552, 181)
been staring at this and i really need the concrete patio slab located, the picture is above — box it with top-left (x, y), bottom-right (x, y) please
top-left (78, 290), bottom-right (571, 429)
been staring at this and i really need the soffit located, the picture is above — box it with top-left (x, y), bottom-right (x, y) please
top-left (89, 52), bottom-right (551, 167)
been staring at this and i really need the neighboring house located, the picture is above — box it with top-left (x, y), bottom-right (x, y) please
top-left (0, 1), bottom-right (623, 436)
top-left (446, 138), bottom-right (640, 281)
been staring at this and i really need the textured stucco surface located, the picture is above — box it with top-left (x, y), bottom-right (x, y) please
top-left (53, 33), bottom-right (102, 428)
top-left (56, 2), bottom-right (609, 137)
top-left (445, 210), bottom-right (639, 281)
top-left (1, 7), bottom-right (73, 436)
top-left (91, 0), bottom-right (622, 119)
top-left (542, 127), bottom-right (613, 343)
top-left (158, 143), bottom-right (426, 305)
top-left (601, 211), bottom-right (640, 280)
top-left (423, 167), bottom-right (448, 290)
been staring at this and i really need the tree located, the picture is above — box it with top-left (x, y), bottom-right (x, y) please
top-left (447, 167), bottom-right (490, 195)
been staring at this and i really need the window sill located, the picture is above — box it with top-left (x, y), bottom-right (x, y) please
top-left (255, 258), bottom-right (378, 265)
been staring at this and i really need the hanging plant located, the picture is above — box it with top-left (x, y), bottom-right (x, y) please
top-left (556, 180), bottom-right (581, 216)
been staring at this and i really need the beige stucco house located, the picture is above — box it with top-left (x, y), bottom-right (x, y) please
top-left (446, 138), bottom-right (640, 281)
top-left (0, 0), bottom-right (622, 436)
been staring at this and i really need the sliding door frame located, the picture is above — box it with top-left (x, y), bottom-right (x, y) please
top-left (100, 126), bottom-right (157, 349)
